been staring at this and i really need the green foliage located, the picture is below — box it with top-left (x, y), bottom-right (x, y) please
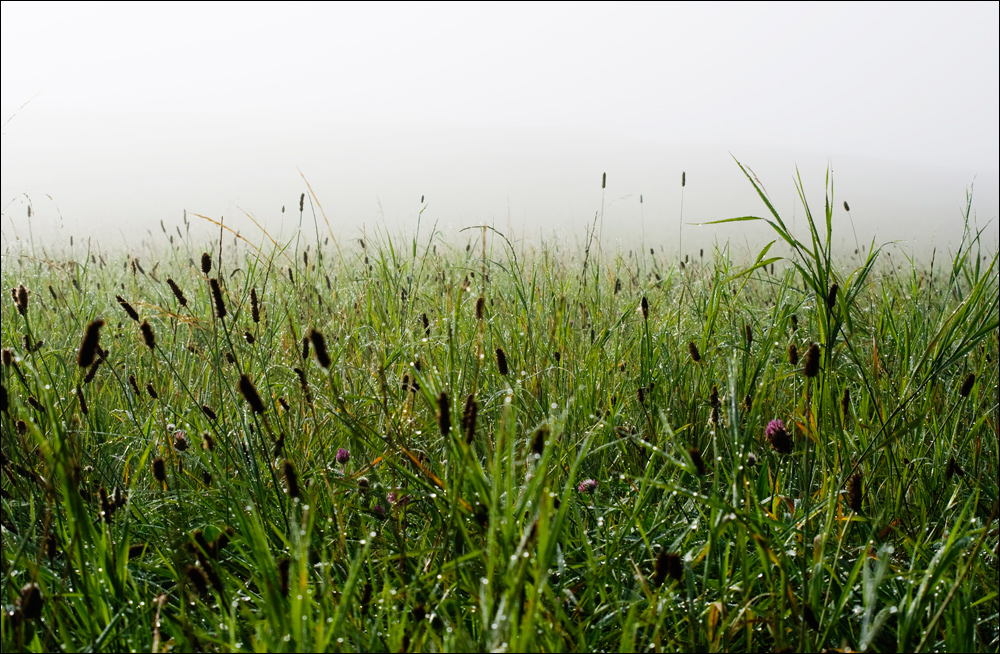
top-left (1, 171), bottom-right (997, 652)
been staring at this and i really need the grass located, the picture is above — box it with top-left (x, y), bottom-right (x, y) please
top-left (1, 166), bottom-right (998, 652)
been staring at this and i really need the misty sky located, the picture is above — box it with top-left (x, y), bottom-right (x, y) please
top-left (2, 1), bottom-right (997, 255)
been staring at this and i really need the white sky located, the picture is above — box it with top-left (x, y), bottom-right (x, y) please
top-left (2, 1), bottom-right (998, 254)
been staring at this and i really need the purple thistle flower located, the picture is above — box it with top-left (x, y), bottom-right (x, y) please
top-left (335, 448), bottom-right (350, 464)
top-left (578, 479), bottom-right (599, 494)
top-left (765, 419), bottom-right (794, 454)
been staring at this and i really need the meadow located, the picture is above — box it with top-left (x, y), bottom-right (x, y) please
top-left (1, 167), bottom-right (998, 652)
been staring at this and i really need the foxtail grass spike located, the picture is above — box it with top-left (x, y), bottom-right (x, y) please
top-left (250, 287), bottom-right (260, 323)
top-left (116, 295), bottom-right (139, 322)
top-left (496, 347), bottom-right (509, 376)
top-left (688, 342), bottom-right (701, 362)
top-left (77, 319), bottom-right (105, 368)
top-left (640, 296), bottom-right (649, 319)
top-left (689, 448), bottom-right (707, 476)
top-left (201, 252), bottom-right (212, 275)
top-left (239, 374), bottom-right (266, 414)
top-left (152, 457), bottom-right (167, 484)
top-left (140, 320), bottom-right (156, 350)
top-left (309, 329), bottom-right (331, 369)
top-left (788, 343), bottom-right (799, 366)
top-left (167, 279), bottom-right (188, 307)
top-left (438, 392), bottom-right (451, 436)
top-left (463, 394), bottom-right (478, 444)
top-left (803, 343), bottom-right (821, 377)
top-left (827, 284), bottom-right (839, 309)
top-left (283, 460), bottom-right (301, 499)
top-left (847, 473), bottom-right (863, 512)
top-left (209, 278), bottom-right (227, 319)
top-left (959, 373), bottom-right (975, 398)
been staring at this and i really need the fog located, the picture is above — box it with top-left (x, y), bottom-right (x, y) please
top-left (2, 2), bottom-right (997, 258)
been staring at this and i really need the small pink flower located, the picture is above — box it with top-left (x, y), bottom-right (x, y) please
top-left (578, 479), bottom-right (598, 494)
top-left (336, 448), bottom-right (350, 464)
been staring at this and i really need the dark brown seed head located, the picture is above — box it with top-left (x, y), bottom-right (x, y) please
top-left (239, 374), bottom-right (266, 414)
top-left (2, 349), bottom-right (13, 366)
top-left (128, 543), bottom-right (147, 560)
top-left (201, 252), bottom-right (212, 274)
top-left (128, 374), bottom-right (139, 394)
top-left (294, 367), bottom-right (312, 403)
top-left (531, 426), bottom-right (548, 455)
top-left (167, 278), bottom-right (188, 307)
top-left (278, 558), bottom-right (291, 596)
top-left (186, 565), bottom-right (208, 595)
top-left (283, 460), bottom-right (300, 499)
top-left (681, 171), bottom-right (686, 187)
top-left (602, 172), bottom-right (606, 189)
top-left (637, 386), bottom-right (646, 405)
top-left (788, 343), bottom-right (799, 366)
top-left (709, 385), bottom-right (720, 409)
top-left (689, 448), bottom-right (707, 476)
top-left (742, 394), bottom-right (753, 413)
top-left (688, 342), bottom-right (701, 362)
top-left (15, 419), bottom-right (27, 435)
top-left (299, 193), bottom-right (305, 212)
top-left (438, 391), bottom-right (451, 436)
top-left (273, 433), bottom-right (285, 457)
top-left (847, 473), bottom-right (863, 513)
top-left (250, 287), bottom-right (260, 323)
top-left (116, 295), bottom-right (139, 322)
top-left (959, 373), bottom-right (975, 398)
top-left (841, 388), bottom-right (851, 423)
top-left (243, 330), bottom-right (255, 345)
top-left (201, 405), bottom-right (217, 421)
top-left (301, 337), bottom-right (310, 360)
top-left (146, 383), bottom-right (158, 399)
top-left (827, 284), bottom-right (839, 309)
top-left (744, 323), bottom-right (753, 346)
top-left (78, 319), bottom-right (105, 368)
top-left (44, 532), bottom-right (58, 560)
top-left (77, 386), bottom-right (89, 415)
top-left (421, 312), bottom-right (430, 336)
top-left (463, 394), bottom-right (478, 444)
top-left (15, 284), bottom-right (29, 315)
top-left (614, 278), bottom-right (622, 295)
top-left (640, 296), bottom-right (649, 319)
top-left (653, 551), bottom-right (683, 587)
top-left (843, 201), bottom-right (850, 212)
top-left (803, 343), bottom-right (821, 378)
top-left (946, 457), bottom-right (965, 479)
top-left (476, 296), bottom-right (485, 320)
top-left (139, 320), bottom-right (156, 350)
top-left (19, 583), bottom-right (43, 620)
top-left (202, 432), bottom-right (215, 451)
top-left (803, 604), bottom-right (819, 630)
top-left (790, 314), bottom-right (798, 332)
top-left (152, 457), bottom-right (167, 483)
top-left (209, 278), bottom-right (227, 319)
top-left (496, 347), bottom-right (509, 376)
top-left (309, 328), bottom-right (331, 368)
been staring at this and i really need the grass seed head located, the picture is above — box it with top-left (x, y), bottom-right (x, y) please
top-left (309, 328), bottom-right (331, 368)
top-left (186, 565), bottom-right (208, 596)
top-left (2, 348), bottom-right (13, 367)
top-left (946, 457), bottom-right (965, 480)
top-left (201, 405), bottom-right (217, 421)
top-left (152, 457), bottom-right (167, 484)
top-left (19, 583), bottom-right (43, 620)
top-left (283, 460), bottom-right (301, 499)
top-left (14, 284), bottom-right (29, 316)
top-left (641, 296), bottom-right (649, 319)
top-left (959, 373), bottom-right (975, 398)
top-left (201, 252), bottom-right (212, 275)
top-left (438, 391), bottom-right (451, 436)
top-left (140, 320), bottom-right (156, 350)
top-left (744, 323), bottom-right (753, 346)
top-left (688, 342), bottom-right (701, 362)
top-left (827, 283), bottom-right (839, 309)
top-left (788, 343), bottom-right (799, 366)
top-left (77, 319), bottom-right (105, 368)
top-left (803, 342), bottom-right (821, 378)
top-left (167, 278), bottom-right (188, 307)
top-left (689, 448), bottom-right (707, 476)
top-left (531, 425), bottom-right (548, 455)
top-left (847, 472), bottom-right (864, 512)
top-left (790, 314), bottom-right (798, 332)
top-left (202, 432), bottom-right (215, 451)
top-left (0, 383), bottom-right (8, 414)
top-left (116, 295), bottom-right (139, 322)
top-left (238, 374), bottom-right (266, 414)
top-left (250, 287), bottom-right (260, 323)
top-left (77, 385), bottom-right (88, 415)
top-left (209, 278), bottom-right (227, 319)
top-left (476, 296), bottom-right (485, 320)
top-left (841, 388), bottom-right (851, 423)
top-left (496, 347), bottom-right (509, 376)
top-left (463, 394), bottom-right (479, 444)
top-left (147, 383), bottom-right (158, 399)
